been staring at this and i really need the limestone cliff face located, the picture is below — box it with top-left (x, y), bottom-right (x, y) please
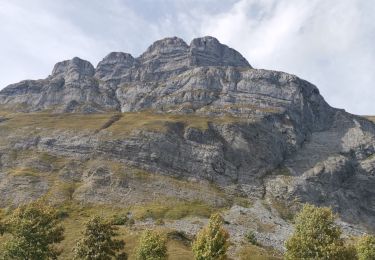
top-left (0, 36), bottom-right (374, 235)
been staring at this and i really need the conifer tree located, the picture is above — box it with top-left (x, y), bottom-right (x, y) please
top-left (73, 216), bottom-right (125, 260)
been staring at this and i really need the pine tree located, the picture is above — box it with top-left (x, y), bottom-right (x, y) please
top-left (73, 216), bottom-right (125, 260)
top-left (192, 213), bottom-right (229, 260)
top-left (1, 201), bottom-right (64, 260)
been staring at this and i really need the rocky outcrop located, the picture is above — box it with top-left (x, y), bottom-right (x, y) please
top-left (52, 57), bottom-right (95, 79)
top-left (95, 52), bottom-right (136, 80)
top-left (0, 36), bottom-right (374, 237)
top-left (0, 57), bottom-right (119, 113)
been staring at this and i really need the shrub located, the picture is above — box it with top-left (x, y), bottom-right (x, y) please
top-left (73, 216), bottom-right (125, 259)
top-left (285, 204), bottom-right (356, 260)
top-left (135, 229), bottom-right (167, 260)
top-left (356, 234), bottom-right (375, 260)
top-left (192, 213), bottom-right (230, 260)
top-left (155, 218), bottom-right (165, 226)
top-left (245, 230), bottom-right (258, 245)
top-left (56, 209), bottom-right (70, 219)
top-left (0, 217), bottom-right (4, 235)
top-left (1, 201), bottom-right (64, 259)
top-left (110, 213), bottom-right (133, 226)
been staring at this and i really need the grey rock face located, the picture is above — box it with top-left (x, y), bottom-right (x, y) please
top-left (52, 57), bottom-right (95, 79)
top-left (189, 36), bottom-right (250, 67)
top-left (0, 57), bottom-right (118, 112)
top-left (0, 36), bottom-right (251, 112)
top-left (0, 36), bottom-right (374, 236)
top-left (95, 52), bottom-right (136, 80)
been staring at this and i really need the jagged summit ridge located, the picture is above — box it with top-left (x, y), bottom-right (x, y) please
top-left (0, 36), bottom-right (250, 113)
top-left (95, 36), bottom-right (251, 80)
top-left (50, 36), bottom-right (251, 82)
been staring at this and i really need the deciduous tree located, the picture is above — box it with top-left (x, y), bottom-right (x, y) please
top-left (285, 204), bottom-right (356, 260)
top-left (1, 201), bottom-right (64, 260)
top-left (192, 213), bottom-right (229, 260)
top-left (135, 229), bottom-right (167, 260)
top-left (356, 234), bottom-right (375, 260)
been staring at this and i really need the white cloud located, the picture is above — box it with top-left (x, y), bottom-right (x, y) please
top-left (198, 0), bottom-right (375, 114)
top-left (0, 0), bottom-right (374, 114)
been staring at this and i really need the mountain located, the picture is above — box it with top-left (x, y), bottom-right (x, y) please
top-left (0, 36), bottom-right (374, 256)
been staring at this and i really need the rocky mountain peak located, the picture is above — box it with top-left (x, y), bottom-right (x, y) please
top-left (190, 36), bottom-right (251, 67)
top-left (100, 52), bottom-right (135, 64)
top-left (139, 36), bottom-right (189, 60)
top-left (138, 36), bottom-right (251, 68)
top-left (51, 57), bottom-right (95, 80)
top-left (189, 36), bottom-right (251, 67)
top-left (95, 52), bottom-right (136, 79)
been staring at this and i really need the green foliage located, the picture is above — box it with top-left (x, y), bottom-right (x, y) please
top-left (155, 218), bottom-right (165, 226)
top-left (61, 181), bottom-right (79, 201)
top-left (245, 230), bottom-right (258, 245)
top-left (0, 216), bottom-right (4, 236)
top-left (1, 201), bottom-right (64, 260)
top-left (110, 213), bottom-right (134, 226)
top-left (192, 213), bottom-right (230, 260)
top-left (73, 216), bottom-right (125, 260)
top-left (356, 234), bottom-right (375, 260)
top-left (135, 229), bottom-right (167, 260)
top-left (285, 204), bottom-right (356, 260)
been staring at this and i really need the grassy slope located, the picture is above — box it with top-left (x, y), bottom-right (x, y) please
top-left (0, 201), bottom-right (281, 260)
top-left (0, 111), bottom-right (281, 259)
top-left (57, 204), bottom-right (196, 259)
top-left (366, 116), bottom-right (375, 123)
top-left (0, 111), bottom-right (244, 137)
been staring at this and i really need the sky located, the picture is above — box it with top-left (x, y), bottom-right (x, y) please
top-left (0, 0), bottom-right (374, 114)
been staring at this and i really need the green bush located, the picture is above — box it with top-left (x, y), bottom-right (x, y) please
top-left (155, 218), bottom-right (165, 226)
top-left (110, 213), bottom-right (133, 226)
top-left (135, 229), bottom-right (167, 260)
top-left (285, 204), bottom-right (356, 260)
top-left (0, 217), bottom-right (4, 236)
top-left (192, 213), bottom-right (230, 260)
top-left (56, 209), bottom-right (70, 219)
top-left (356, 234), bottom-right (375, 260)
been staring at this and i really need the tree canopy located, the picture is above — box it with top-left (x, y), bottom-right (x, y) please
top-left (135, 229), bottom-right (167, 260)
top-left (192, 213), bottom-right (230, 260)
top-left (285, 204), bottom-right (356, 260)
top-left (73, 216), bottom-right (125, 260)
top-left (1, 201), bottom-right (64, 260)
